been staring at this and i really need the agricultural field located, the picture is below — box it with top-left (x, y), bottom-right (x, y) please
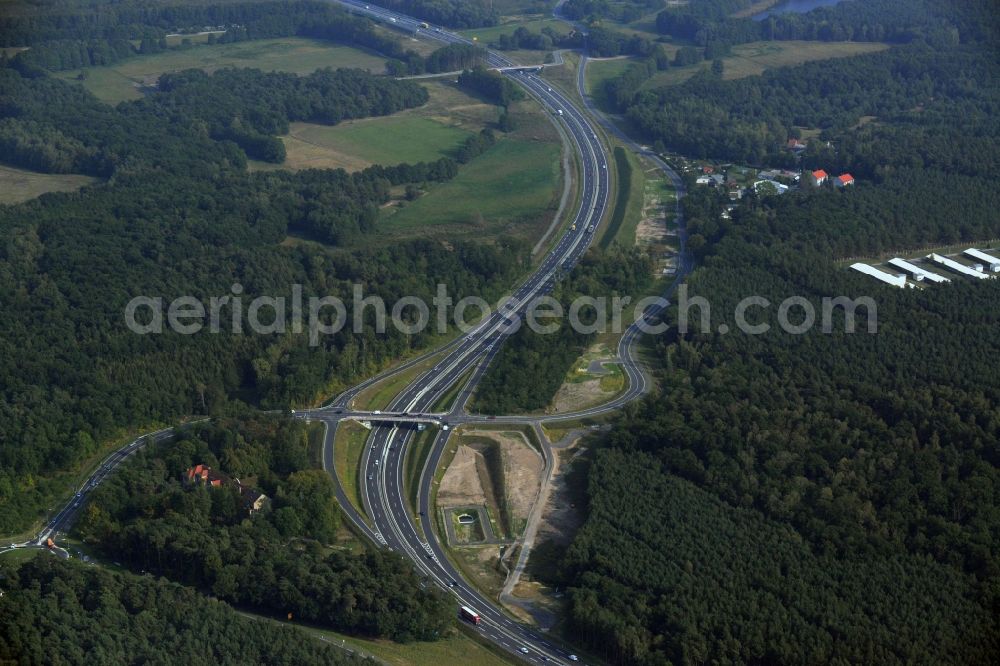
top-left (379, 138), bottom-right (561, 242)
top-left (277, 117), bottom-right (474, 171)
top-left (253, 79), bottom-right (499, 172)
top-left (0, 164), bottom-right (98, 205)
top-left (55, 37), bottom-right (388, 104)
top-left (586, 41), bottom-right (889, 99)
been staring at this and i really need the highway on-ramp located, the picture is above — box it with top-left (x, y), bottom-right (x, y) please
top-left (24, 3), bottom-right (691, 664)
top-left (307, 2), bottom-right (689, 664)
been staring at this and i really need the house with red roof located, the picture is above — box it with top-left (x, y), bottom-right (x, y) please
top-left (184, 464), bottom-right (270, 515)
top-left (807, 169), bottom-right (828, 187)
top-left (835, 173), bottom-right (855, 187)
top-left (786, 138), bottom-right (807, 152)
top-left (185, 464), bottom-right (226, 487)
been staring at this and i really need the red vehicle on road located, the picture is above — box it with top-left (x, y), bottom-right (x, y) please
top-left (459, 606), bottom-right (481, 626)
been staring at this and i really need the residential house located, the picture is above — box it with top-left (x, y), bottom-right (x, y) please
top-left (807, 169), bottom-right (828, 187)
top-left (241, 487), bottom-right (270, 515)
top-left (185, 464), bottom-right (227, 488)
top-left (185, 464), bottom-right (270, 516)
top-left (786, 138), bottom-right (807, 153)
top-left (834, 173), bottom-right (855, 187)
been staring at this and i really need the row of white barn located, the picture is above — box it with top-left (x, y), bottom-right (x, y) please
top-left (851, 248), bottom-right (1000, 288)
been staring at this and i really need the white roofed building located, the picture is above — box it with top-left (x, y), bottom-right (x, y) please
top-left (850, 263), bottom-right (908, 288)
top-left (963, 248), bottom-right (1000, 273)
top-left (887, 258), bottom-right (950, 283)
top-left (927, 253), bottom-right (991, 279)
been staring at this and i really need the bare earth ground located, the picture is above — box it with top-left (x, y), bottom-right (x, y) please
top-left (495, 431), bottom-right (543, 527)
top-left (508, 434), bottom-right (588, 625)
top-left (534, 442), bottom-right (586, 550)
top-left (438, 445), bottom-right (489, 508)
top-left (448, 430), bottom-right (543, 532)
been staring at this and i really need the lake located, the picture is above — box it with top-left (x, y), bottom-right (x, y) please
top-left (752, 0), bottom-right (846, 21)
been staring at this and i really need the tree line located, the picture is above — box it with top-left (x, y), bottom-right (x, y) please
top-left (369, 1), bottom-right (499, 29)
top-left (386, 43), bottom-right (486, 77)
top-left (0, 556), bottom-right (366, 664)
top-left (655, 0), bottom-right (994, 48)
top-left (561, 0), bottom-right (664, 24)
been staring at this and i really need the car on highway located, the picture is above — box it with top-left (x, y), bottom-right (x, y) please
top-left (568, 656), bottom-right (579, 661)
top-left (519, 647), bottom-right (530, 654)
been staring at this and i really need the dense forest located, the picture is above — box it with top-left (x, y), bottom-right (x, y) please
top-left (0, 163), bottom-right (525, 530)
top-left (387, 42), bottom-right (486, 76)
top-left (74, 416), bottom-right (454, 640)
top-left (474, 246), bottom-right (652, 413)
top-left (557, 450), bottom-right (998, 665)
top-left (655, 0), bottom-right (996, 47)
top-left (0, 556), bottom-right (365, 664)
top-left (621, 45), bottom-right (999, 172)
top-left (555, 189), bottom-right (1000, 662)
top-left (552, 6), bottom-right (1000, 661)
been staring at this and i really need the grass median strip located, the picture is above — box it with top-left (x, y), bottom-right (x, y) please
top-left (333, 420), bottom-right (373, 524)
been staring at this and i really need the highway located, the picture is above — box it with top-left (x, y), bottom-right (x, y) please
top-left (17, 3), bottom-right (692, 665)
top-left (308, 2), bottom-right (686, 664)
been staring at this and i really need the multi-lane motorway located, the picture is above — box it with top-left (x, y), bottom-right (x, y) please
top-left (17, 3), bottom-right (692, 664)
top-left (304, 2), bottom-right (689, 664)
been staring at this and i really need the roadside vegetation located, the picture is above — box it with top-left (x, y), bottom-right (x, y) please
top-left (473, 246), bottom-right (652, 414)
top-left (0, 556), bottom-right (365, 664)
top-left (333, 420), bottom-right (372, 523)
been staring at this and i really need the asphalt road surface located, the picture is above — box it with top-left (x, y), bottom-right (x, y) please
top-left (24, 4), bottom-right (693, 664)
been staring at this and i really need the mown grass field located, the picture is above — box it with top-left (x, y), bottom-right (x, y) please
top-left (279, 116), bottom-right (474, 171)
top-left (646, 40), bottom-right (890, 88)
top-left (56, 37), bottom-right (388, 104)
top-left (380, 138), bottom-right (561, 241)
top-left (0, 164), bottom-right (98, 205)
top-left (333, 420), bottom-right (372, 525)
top-left (600, 147), bottom-right (646, 247)
top-left (251, 79), bottom-right (500, 173)
top-left (584, 57), bottom-right (635, 102)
